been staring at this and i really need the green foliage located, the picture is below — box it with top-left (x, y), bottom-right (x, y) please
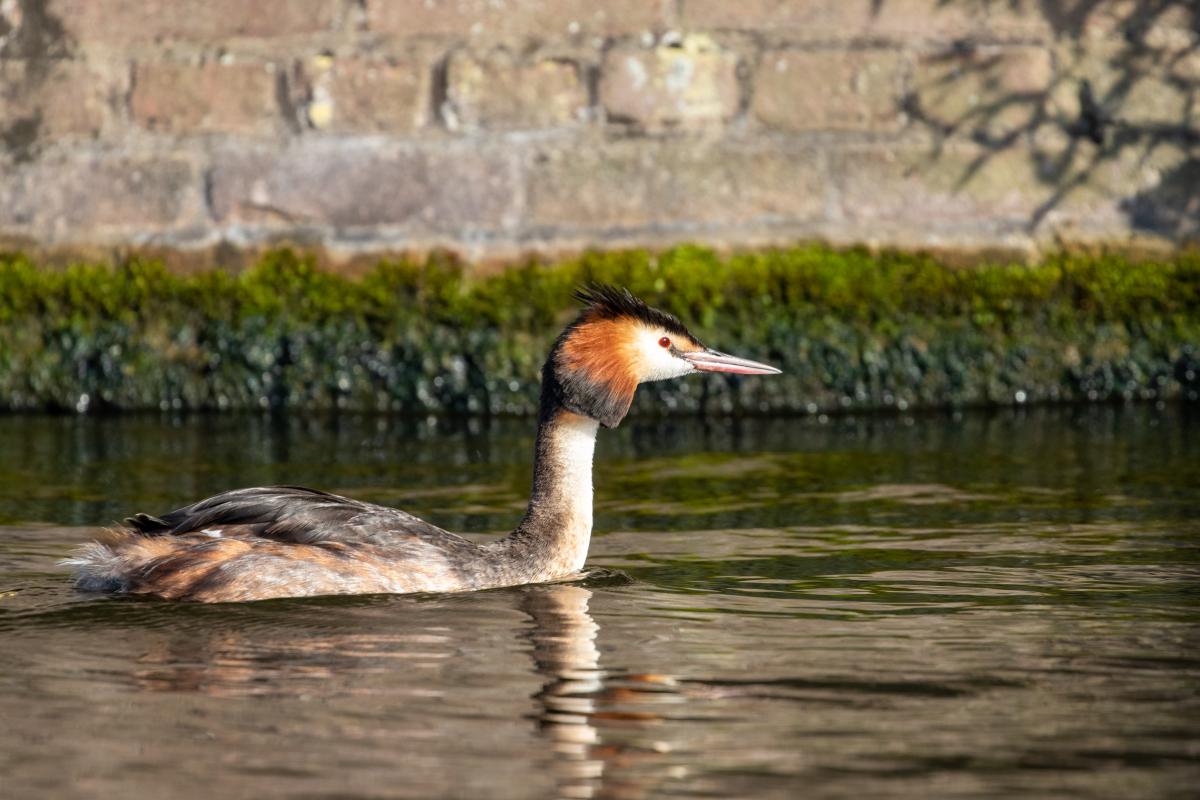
top-left (0, 246), bottom-right (1197, 413)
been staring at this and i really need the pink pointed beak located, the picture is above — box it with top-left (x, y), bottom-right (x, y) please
top-left (683, 349), bottom-right (782, 376)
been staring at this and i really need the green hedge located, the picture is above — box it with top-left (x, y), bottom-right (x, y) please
top-left (1, 246), bottom-right (1197, 414)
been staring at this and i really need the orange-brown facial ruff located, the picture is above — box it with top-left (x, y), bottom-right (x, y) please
top-left (546, 286), bottom-right (704, 428)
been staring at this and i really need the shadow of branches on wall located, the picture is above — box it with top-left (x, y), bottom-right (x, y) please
top-left (895, 0), bottom-right (1198, 242)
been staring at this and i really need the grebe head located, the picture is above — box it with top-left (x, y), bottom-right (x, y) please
top-left (544, 285), bottom-right (781, 427)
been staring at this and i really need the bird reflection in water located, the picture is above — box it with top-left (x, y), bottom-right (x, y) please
top-left (128, 585), bottom-right (686, 798)
top-left (522, 584), bottom-right (687, 799)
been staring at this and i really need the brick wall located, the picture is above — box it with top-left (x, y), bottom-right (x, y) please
top-left (1, 0), bottom-right (1197, 260)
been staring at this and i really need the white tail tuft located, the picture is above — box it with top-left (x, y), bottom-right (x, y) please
top-left (60, 541), bottom-right (132, 593)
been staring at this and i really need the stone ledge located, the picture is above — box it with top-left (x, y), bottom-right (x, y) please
top-left (524, 137), bottom-right (827, 232)
top-left (208, 140), bottom-right (522, 236)
top-left (0, 151), bottom-right (205, 240)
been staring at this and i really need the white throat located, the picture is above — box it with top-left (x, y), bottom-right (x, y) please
top-left (547, 413), bottom-right (599, 502)
top-left (522, 412), bottom-right (599, 575)
top-left (546, 413), bottom-right (598, 571)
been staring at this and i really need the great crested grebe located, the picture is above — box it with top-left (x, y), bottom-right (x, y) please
top-left (66, 285), bottom-right (780, 602)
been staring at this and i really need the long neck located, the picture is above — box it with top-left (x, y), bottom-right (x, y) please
top-left (495, 399), bottom-right (599, 580)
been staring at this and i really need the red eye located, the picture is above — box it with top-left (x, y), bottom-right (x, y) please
top-left (658, 337), bottom-right (671, 348)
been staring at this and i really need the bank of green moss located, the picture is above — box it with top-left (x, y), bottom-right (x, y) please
top-left (1, 246), bottom-right (1197, 414)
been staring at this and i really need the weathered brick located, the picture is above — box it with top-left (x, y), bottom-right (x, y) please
top-left (0, 60), bottom-right (119, 148)
top-left (209, 141), bottom-right (519, 233)
top-left (445, 51), bottom-right (586, 131)
top-left (0, 154), bottom-right (201, 236)
top-left (367, 0), bottom-right (669, 40)
top-left (44, 0), bottom-right (338, 46)
top-left (1114, 76), bottom-right (1197, 127)
top-left (1114, 151), bottom-right (1200, 240)
top-left (0, 0), bottom-right (1186, 257)
top-left (914, 47), bottom-right (1053, 138)
top-left (0, 0), bottom-right (72, 58)
top-left (1070, 1), bottom-right (1197, 44)
top-left (1053, 42), bottom-right (1198, 128)
top-left (1140, 6), bottom-right (1199, 51)
top-left (1173, 50), bottom-right (1200, 82)
top-left (304, 55), bottom-right (427, 133)
top-left (131, 61), bottom-right (282, 135)
top-left (866, 0), bottom-right (992, 38)
top-left (1030, 136), bottom-right (1196, 239)
top-left (682, 0), bottom-right (855, 35)
top-left (753, 49), bottom-right (905, 132)
top-left (682, 0), bottom-right (988, 41)
top-left (525, 139), bottom-right (825, 231)
top-left (979, 0), bottom-right (1055, 39)
top-left (600, 34), bottom-right (739, 130)
top-left (828, 144), bottom-right (1048, 239)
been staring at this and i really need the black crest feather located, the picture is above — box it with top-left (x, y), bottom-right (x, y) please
top-left (574, 284), bottom-right (695, 341)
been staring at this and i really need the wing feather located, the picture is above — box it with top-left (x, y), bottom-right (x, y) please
top-left (123, 485), bottom-right (468, 550)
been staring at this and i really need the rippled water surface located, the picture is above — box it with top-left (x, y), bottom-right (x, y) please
top-left (0, 406), bottom-right (1197, 799)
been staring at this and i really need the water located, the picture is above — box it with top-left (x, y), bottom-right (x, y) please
top-left (0, 406), bottom-right (1197, 799)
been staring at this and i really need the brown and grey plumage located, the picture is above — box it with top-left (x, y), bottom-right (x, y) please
top-left (64, 285), bottom-right (781, 602)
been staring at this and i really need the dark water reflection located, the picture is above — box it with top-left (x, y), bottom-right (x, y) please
top-left (0, 406), bottom-right (1197, 798)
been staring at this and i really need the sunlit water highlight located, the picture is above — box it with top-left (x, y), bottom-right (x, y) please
top-left (0, 406), bottom-right (1197, 798)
